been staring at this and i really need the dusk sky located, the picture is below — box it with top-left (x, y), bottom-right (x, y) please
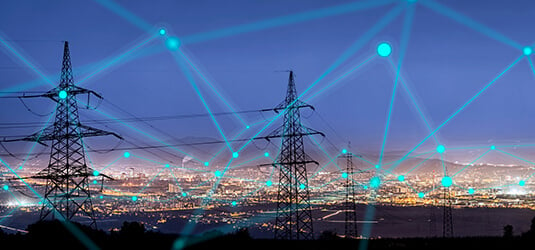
top-left (2, 0), bottom-right (535, 167)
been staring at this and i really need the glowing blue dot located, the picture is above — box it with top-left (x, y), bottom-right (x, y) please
top-left (93, 170), bottom-right (99, 176)
top-left (264, 152), bottom-right (269, 157)
top-left (375, 165), bottom-right (380, 169)
top-left (215, 170), bottom-right (222, 177)
top-left (124, 151), bottom-right (130, 158)
top-left (377, 42), bottom-right (392, 57)
top-left (363, 185), bottom-right (369, 190)
top-left (204, 162), bottom-right (209, 166)
top-left (266, 180), bottom-right (273, 186)
top-left (519, 180), bottom-right (526, 186)
top-left (232, 152), bottom-right (239, 158)
top-left (99, 195), bottom-right (103, 199)
top-left (246, 125), bottom-right (250, 129)
top-left (436, 145), bottom-right (445, 154)
top-left (159, 28), bottom-right (166, 36)
top-left (58, 90), bottom-right (68, 99)
top-left (398, 175), bottom-right (405, 182)
top-left (370, 176), bottom-right (381, 189)
top-left (165, 164), bottom-right (170, 168)
top-left (132, 196), bottom-right (138, 201)
top-left (418, 192), bottom-right (425, 198)
top-left (342, 149), bottom-right (347, 154)
top-left (441, 176), bottom-right (453, 187)
top-left (342, 172), bottom-right (348, 179)
top-left (166, 37), bottom-right (181, 51)
top-left (490, 145), bottom-right (496, 150)
top-left (524, 46), bottom-right (532, 56)
top-left (181, 192), bottom-right (187, 197)
top-left (93, 180), bottom-right (97, 184)
top-left (3, 185), bottom-right (8, 191)
top-left (231, 201), bottom-right (237, 206)
top-left (468, 188), bottom-right (475, 195)
top-left (299, 183), bottom-right (306, 189)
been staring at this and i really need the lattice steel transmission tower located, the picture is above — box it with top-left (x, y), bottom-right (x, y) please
top-left (343, 143), bottom-right (358, 238)
top-left (3, 41), bottom-right (121, 228)
top-left (265, 71), bottom-right (323, 240)
top-left (442, 186), bottom-right (454, 238)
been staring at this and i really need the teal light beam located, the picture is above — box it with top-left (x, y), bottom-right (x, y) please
top-left (388, 55), bottom-right (523, 171)
top-left (179, 51), bottom-right (248, 126)
top-left (420, 0), bottom-right (523, 49)
top-left (452, 149), bottom-right (491, 177)
top-left (0, 34), bottom-right (55, 87)
top-left (181, 0), bottom-right (396, 44)
top-left (78, 34), bottom-right (158, 86)
top-left (136, 165), bottom-right (167, 195)
top-left (172, 51), bottom-right (233, 152)
top-left (98, 156), bottom-right (122, 173)
top-left (405, 152), bottom-right (436, 175)
top-left (16, 105), bottom-right (57, 171)
top-left (93, 0), bottom-right (154, 32)
top-left (527, 57), bottom-right (535, 79)
top-left (76, 97), bottom-right (202, 162)
top-left (387, 57), bottom-right (438, 143)
top-left (0, 205), bottom-right (21, 225)
top-left (236, 4), bottom-right (405, 153)
top-left (305, 54), bottom-right (376, 102)
top-left (378, 3), bottom-right (416, 166)
top-left (495, 149), bottom-right (535, 165)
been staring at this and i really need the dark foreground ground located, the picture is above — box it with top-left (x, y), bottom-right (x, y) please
top-left (1, 220), bottom-right (535, 249)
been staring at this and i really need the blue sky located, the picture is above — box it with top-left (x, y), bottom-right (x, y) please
top-left (1, 0), bottom-right (535, 166)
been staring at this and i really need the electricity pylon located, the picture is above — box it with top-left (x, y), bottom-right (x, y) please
top-left (343, 143), bottom-right (358, 238)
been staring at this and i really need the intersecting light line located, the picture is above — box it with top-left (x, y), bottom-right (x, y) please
top-left (300, 123), bottom-right (342, 171)
top-left (378, 3), bottom-right (416, 166)
top-left (0, 205), bottom-right (21, 225)
top-left (78, 97), bottom-right (202, 162)
top-left (180, 50), bottom-right (248, 126)
top-left (452, 149), bottom-right (491, 177)
top-left (495, 149), bottom-right (535, 165)
top-left (16, 104), bottom-right (57, 171)
top-left (236, 4), bottom-right (405, 153)
top-left (388, 55), bottom-right (523, 172)
top-left (0, 34), bottom-right (55, 87)
top-left (78, 33), bottom-right (158, 86)
top-left (387, 57), bottom-right (439, 143)
top-left (93, 0), bottom-right (154, 32)
top-left (173, 50), bottom-right (233, 152)
top-left (305, 54), bottom-right (376, 102)
top-left (136, 165), bottom-right (167, 195)
top-left (98, 156), bottom-right (122, 173)
top-left (420, 0), bottom-right (523, 49)
top-left (440, 153), bottom-right (447, 175)
top-left (527, 56), bottom-right (535, 79)
top-left (404, 152), bottom-right (436, 175)
top-left (181, 0), bottom-right (396, 44)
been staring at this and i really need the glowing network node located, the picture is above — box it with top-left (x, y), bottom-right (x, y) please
top-left (93, 170), bottom-right (99, 176)
top-left (398, 175), bottom-right (405, 182)
top-left (165, 36), bottom-right (181, 51)
top-left (418, 192), bottom-right (425, 198)
top-left (204, 162), bottom-right (209, 166)
top-left (441, 176), bottom-right (453, 187)
top-left (231, 201), bottom-right (237, 206)
top-left (342, 172), bottom-right (348, 179)
top-left (165, 164), bottom-right (170, 168)
top-left (132, 196), bottom-right (138, 201)
top-left (266, 180), bottom-right (273, 186)
top-left (342, 149), bottom-right (347, 154)
top-left (264, 152), bottom-right (269, 157)
top-left (215, 170), bottom-right (222, 177)
top-left (377, 42), bottom-right (392, 57)
top-left (363, 185), bottom-right (369, 190)
top-left (246, 125), bottom-right (250, 129)
top-left (124, 151), bottom-right (131, 158)
top-left (232, 152), bottom-right (239, 158)
top-left (519, 180), bottom-right (526, 186)
top-left (299, 183), bottom-right (306, 189)
top-left (375, 165), bottom-right (380, 169)
top-left (436, 145), bottom-right (445, 154)
top-left (99, 195), bottom-right (103, 199)
top-left (370, 176), bottom-right (381, 188)
top-left (159, 28), bottom-right (166, 36)
top-left (181, 192), bottom-right (187, 197)
top-left (58, 90), bottom-right (67, 99)
top-left (3, 185), bottom-right (8, 191)
top-left (468, 188), bottom-right (475, 195)
top-left (524, 46), bottom-right (532, 56)
top-left (93, 180), bottom-right (97, 184)
top-left (490, 145), bottom-right (496, 150)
